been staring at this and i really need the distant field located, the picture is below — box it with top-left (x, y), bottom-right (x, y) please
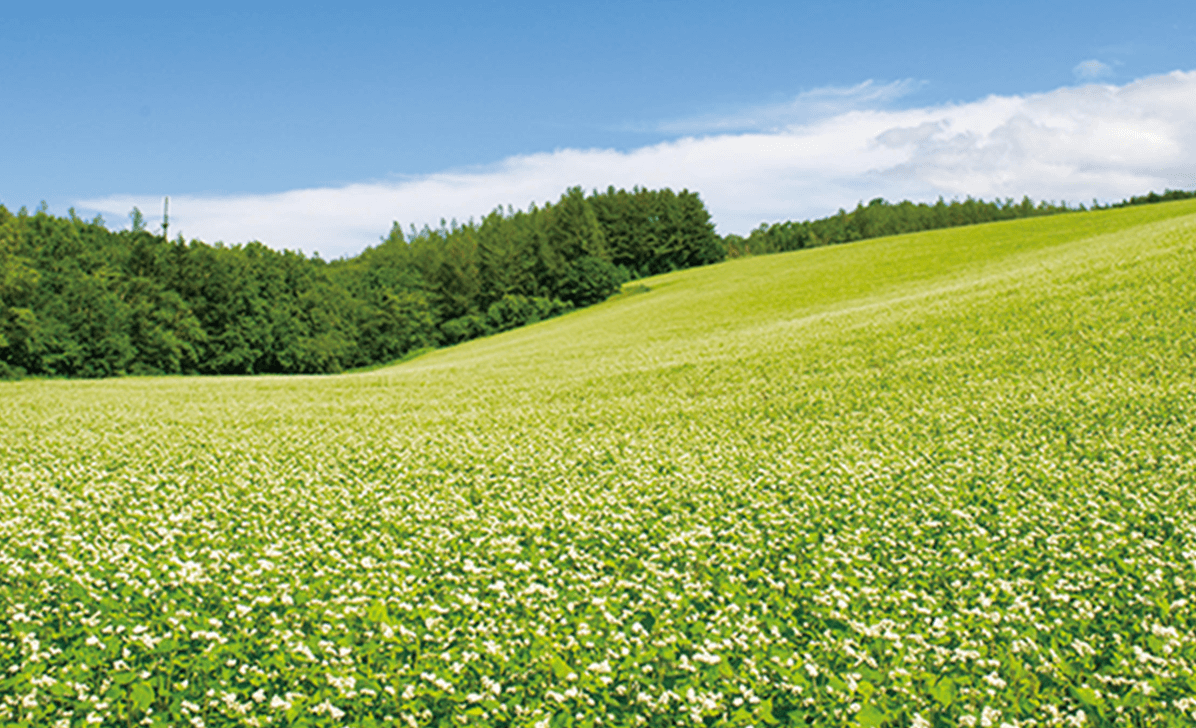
top-left (3, 200), bottom-right (1196, 727)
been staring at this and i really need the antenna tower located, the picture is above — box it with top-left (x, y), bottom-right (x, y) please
top-left (162, 196), bottom-right (170, 240)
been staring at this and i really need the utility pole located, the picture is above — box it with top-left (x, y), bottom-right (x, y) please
top-left (162, 196), bottom-right (170, 241)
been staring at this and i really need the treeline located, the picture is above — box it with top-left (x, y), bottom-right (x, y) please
top-left (332, 185), bottom-right (721, 352)
top-left (1106, 188), bottom-right (1196, 209)
top-left (0, 186), bottom-right (719, 378)
top-left (725, 195), bottom-right (1083, 256)
top-left (2, 183), bottom-right (1191, 379)
top-left (725, 188), bottom-right (1196, 257)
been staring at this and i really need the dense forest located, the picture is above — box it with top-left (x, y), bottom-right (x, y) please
top-left (1, 185), bottom-right (1191, 379)
top-left (0, 186), bottom-right (720, 378)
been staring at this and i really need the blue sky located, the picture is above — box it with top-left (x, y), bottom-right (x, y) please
top-left (3, 1), bottom-right (1195, 256)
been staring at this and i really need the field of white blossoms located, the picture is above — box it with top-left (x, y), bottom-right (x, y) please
top-left (3, 200), bottom-right (1196, 728)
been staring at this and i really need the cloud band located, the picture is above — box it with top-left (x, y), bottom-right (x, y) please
top-left (79, 70), bottom-right (1196, 259)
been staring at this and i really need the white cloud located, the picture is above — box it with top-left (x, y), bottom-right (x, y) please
top-left (79, 70), bottom-right (1196, 259)
top-left (1073, 59), bottom-right (1113, 80)
top-left (653, 79), bottom-right (923, 134)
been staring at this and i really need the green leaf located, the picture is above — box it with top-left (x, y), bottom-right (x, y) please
top-left (551, 655), bottom-right (572, 679)
top-left (929, 677), bottom-right (955, 707)
top-left (756, 697), bottom-right (779, 725)
top-left (367, 600), bottom-right (389, 624)
top-left (857, 704), bottom-right (887, 727)
top-left (130, 682), bottom-right (155, 711)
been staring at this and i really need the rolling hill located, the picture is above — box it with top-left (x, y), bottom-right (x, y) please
top-left (3, 200), bottom-right (1195, 727)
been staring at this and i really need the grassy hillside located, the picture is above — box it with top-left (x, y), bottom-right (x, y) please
top-left (3, 200), bottom-right (1196, 727)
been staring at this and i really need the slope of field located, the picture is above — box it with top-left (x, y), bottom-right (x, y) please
top-left (3, 201), bottom-right (1196, 727)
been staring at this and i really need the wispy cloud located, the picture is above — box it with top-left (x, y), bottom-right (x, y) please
top-left (1073, 59), bottom-right (1113, 80)
top-left (653, 79), bottom-right (923, 134)
top-left (79, 70), bottom-right (1196, 259)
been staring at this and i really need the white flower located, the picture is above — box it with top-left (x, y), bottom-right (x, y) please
top-left (311, 699), bottom-right (344, 720)
top-left (980, 706), bottom-right (1001, 728)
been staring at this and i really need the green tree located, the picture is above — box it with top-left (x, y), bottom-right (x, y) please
top-left (0, 209), bottom-right (42, 375)
top-left (544, 186), bottom-right (608, 269)
top-left (130, 206), bottom-right (147, 232)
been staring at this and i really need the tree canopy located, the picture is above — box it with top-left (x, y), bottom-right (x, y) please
top-left (0, 185), bottom-right (720, 378)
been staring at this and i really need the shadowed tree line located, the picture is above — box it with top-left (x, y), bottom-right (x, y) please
top-left (1, 184), bottom-right (1190, 379)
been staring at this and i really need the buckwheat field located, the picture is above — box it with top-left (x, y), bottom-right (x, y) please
top-left (3, 201), bottom-right (1196, 728)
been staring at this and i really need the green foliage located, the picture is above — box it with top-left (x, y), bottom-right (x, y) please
top-left (325, 184), bottom-right (720, 358)
top-left (559, 256), bottom-right (627, 307)
top-left (722, 188), bottom-right (1196, 264)
top-left (1, 184), bottom-right (722, 378)
top-left (4, 200), bottom-right (1196, 726)
top-left (0, 209), bottom-right (40, 362)
top-left (439, 312), bottom-right (492, 345)
top-left (588, 186), bottom-right (723, 276)
top-left (357, 288), bottom-right (439, 365)
top-left (544, 186), bottom-right (608, 264)
top-left (129, 205), bottom-right (147, 233)
top-left (485, 294), bottom-right (572, 333)
top-left (728, 195), bottom-right (1087, 257)
top-left (1107, 187), bottom-right (1196, 208)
